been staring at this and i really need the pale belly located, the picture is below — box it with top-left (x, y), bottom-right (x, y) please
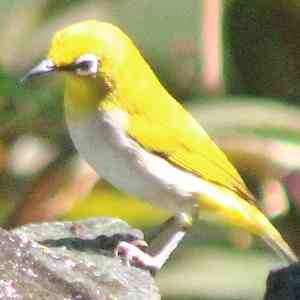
top-left (66, 109), bottom-right (202, 215)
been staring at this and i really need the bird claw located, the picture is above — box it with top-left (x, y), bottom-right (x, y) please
top-left (114, 241), bottom-right (159, 274)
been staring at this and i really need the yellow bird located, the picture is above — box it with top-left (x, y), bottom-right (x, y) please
top-left (23, 20), bottom-right (297, 272)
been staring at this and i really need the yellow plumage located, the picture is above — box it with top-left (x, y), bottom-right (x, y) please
top-left (28, 20), bottom-right (297, 266)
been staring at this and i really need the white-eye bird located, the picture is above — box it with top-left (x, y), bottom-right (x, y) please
top-left (23, 20), bottom-right (297, 272)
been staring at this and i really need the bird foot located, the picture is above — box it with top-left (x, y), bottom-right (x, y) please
top-left (114, 241), bottom-right (159, 275)
top-left (114, 213), bottom-right (192, 275)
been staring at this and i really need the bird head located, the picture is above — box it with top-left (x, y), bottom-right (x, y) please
top-left (23, 20), bottom-right (140, 86)
top-left (23, 20), bottom-right (167, 119)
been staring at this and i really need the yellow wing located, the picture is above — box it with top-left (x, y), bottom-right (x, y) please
top-left (127, 102), bottom-right (255, 203)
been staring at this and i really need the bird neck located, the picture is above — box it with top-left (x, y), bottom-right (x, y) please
top-left (64, 74), bottom-right (111, 121)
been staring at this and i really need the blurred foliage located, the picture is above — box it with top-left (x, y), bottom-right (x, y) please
top-left (223, 0), bottom-right (300, 101)
top-left (1, 1), bottom-right (300, 299)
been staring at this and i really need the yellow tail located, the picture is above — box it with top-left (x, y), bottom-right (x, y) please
top-left (197, 189), bottom-right (298, 264)
top-left (261, 229), bottom-right (298, 264)
top-left (252, 206), bottom-right (298, 264)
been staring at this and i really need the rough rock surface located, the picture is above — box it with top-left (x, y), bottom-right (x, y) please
top-left (264, 262), bottom-right (300, 300)
top-left (0, 218), bottom-right (160, 299)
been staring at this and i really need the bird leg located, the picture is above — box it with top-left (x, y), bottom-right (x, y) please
top-left (115, 212), bottom-right (193, 275)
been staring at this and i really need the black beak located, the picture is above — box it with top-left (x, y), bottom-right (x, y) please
top-left (21, 59), bottom-right (56, 83)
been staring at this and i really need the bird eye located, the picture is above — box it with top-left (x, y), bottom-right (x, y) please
top-left (75, 54), bottom-right (99, 77)
top-left (77, 60), bottom-right (91, 70)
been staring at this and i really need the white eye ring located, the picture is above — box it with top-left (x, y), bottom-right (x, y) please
top-left (75, 54), bottom-right (98, 77)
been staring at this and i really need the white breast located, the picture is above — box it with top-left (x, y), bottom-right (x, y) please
top-left (66, 109), bottom-right (203, 215)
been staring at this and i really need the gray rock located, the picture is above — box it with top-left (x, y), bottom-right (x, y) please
top-left (0, 218), bottom-right (160, 300)
top-left (264, 262), bottom-right (300, 300)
